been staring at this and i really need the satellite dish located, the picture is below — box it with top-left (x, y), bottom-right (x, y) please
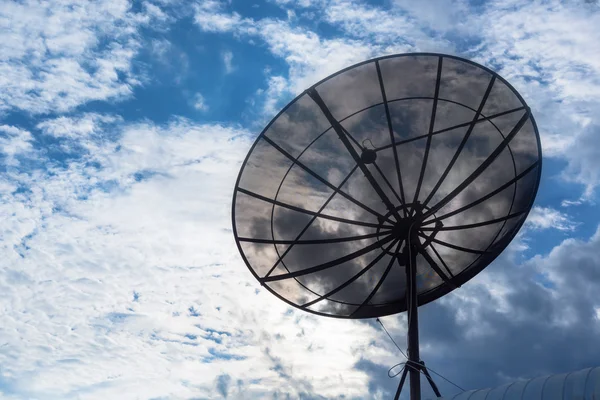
top-left (232, 53), bottom-right (542, 399)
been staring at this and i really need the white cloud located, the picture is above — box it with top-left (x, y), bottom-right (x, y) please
top-left (271, 0), bottom-right (322, 7)
top-left (0, 125), bottom-right (34, 166)
top-left (539, 132), bottom-right (576, 158)
top-left (222, 50), bottom-right (235, 74)
top-left (193, 93), bottom-right (209, 111)
top-left (561, 199), bottom-right (584, 208)
top-left (391, 0), bottom-right (472, 33)
top-left (194, 1), bottom-right (247, 33)
top-left (0, 116), bottom-right (407, 398)
top-left (558, 123), bottom-right (600, 199)
top-left (464, 1), bottom-right (600, 198)
top-left (150, 38), bottom-right (172, 60)
top-left (256, 75), bottom-right (289, 117)
top-left (193, 8), bottom-right (378, 117)
top-left (34, 113), bottom-right (123, 158)
top-left (149, 37), bottom-right (190, 84)
top-left (193, 1), bottom-right (450, 94)
top-left (195, 0), bottom-right (600, 200)
top-left (0, 0), bottom-right (170, 115)
top-left (193, 10), bottom-right (405, 119)
top-left (472, 0), bottom-right (600, 102)
top-left (36, 114), bottom-right (121, 140)
top-left (526, 206), bottom-right (578, 232)
top-left (323, 0), bottom-right (452, 51)
top-left (255, 20), bottom-right (384, 94)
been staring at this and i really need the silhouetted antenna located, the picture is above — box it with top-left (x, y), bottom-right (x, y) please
top-left (232, 53), bottom-right (542, 400)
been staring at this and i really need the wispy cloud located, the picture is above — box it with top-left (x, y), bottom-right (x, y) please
top-left (0, 125), bottom-right (34, 166)
top-left (526, 206), bottom-right (578, 232)
top-left (0, 115), bottom-right (399, 398)
top-left (193, 93), bottom-right (209, 111)
top-left (466, 0), bottom-right (600, 199)
top-left (150, 38), bottom-right (172, 60)
top-left (36, 114), bottom-right (121, 140)
top-left (561, 199), bottom-right (584, 208)
top-left (194, 1), bottom-right (246, 33)
top-left (255, 75), bottom-right (289, 117)
top-left (0, 0), bottom-right (171, 115)
top-left (195, 0), bottom-right (600, 201)
top-left (222, 50), bottom-right (235, 74)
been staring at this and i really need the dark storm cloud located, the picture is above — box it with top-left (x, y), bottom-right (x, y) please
top-left (349, 228), bottom-right (600, 398)
top-left (406, 227), bottom-right (600, 396)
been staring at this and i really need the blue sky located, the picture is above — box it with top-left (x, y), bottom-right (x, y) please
top-left (1, 0), bottom-right (600, 399)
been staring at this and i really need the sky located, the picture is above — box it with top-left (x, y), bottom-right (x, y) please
top-left (1, 0), bottom-right (600, 399)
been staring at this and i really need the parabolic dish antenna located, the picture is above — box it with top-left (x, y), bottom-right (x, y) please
top-left (233, 53), bottom-right (541, 318)
top-left (232, 53), bottom-right (542, 399)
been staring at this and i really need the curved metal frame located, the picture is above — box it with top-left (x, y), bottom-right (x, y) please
top-left (231, 52), bottom-right (543, 320)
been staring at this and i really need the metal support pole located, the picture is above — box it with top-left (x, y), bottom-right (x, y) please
top-left (421, 361), bottom-right (442, 398)
top-left (406, 242), bottom-right (421, 400)
top-left (393, 365), bottom-right (409, 400)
